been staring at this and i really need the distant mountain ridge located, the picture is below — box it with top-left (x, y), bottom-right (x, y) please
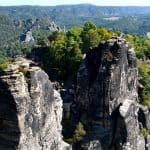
top-left (0, 4), bottom-right (150, 19)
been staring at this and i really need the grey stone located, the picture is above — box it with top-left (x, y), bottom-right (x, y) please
top-left (0, 58), bottom-right (71, 150)
top-left (20, 31), bottom-right (34, 43)
top-left (75, 37), bottom-right (145, 150)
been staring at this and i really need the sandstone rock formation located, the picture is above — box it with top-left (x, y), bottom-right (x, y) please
top-left (20, 30), bottom-right (34, 43)
top-left (0, 57), bottom-right (70, 150)
top-left (0, 36), bottom-right (149, 150)
top-left (47, 21), bottom-right (62, 32)
top-left (75, 37), bottom-right (149, 150)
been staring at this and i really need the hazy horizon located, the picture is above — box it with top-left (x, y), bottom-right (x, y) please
top-left (0, 0), bottom-right (150, 6)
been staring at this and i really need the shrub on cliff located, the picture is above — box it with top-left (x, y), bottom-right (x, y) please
top-left (140, 127), bottom-right (149, 137)
top-left (64, 122), bottom-right (86, 144)
top-left (138, 61), bottom-right (150, 108)
top-left (81, 22), bottom-right (113, 53)
top-left (0, 52), bottom-right (8, 64)
top-left (126, 34), bottom-right (150, 59)
top-left (0, 61), bottom-right (9, 71)
top-left (32, 22), bottom-right (113, 81)
top-left (48, 30), bottom-right (82, 80)
top-left (126, 34), bottom-right (150, 108)
top-left (0, 52), bottom-right (9, 71)
top-left (72, 122), bottom-right (86, 143)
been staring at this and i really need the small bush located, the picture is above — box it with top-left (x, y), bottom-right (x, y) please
top-left (0, 61), bottom-right (9, 71)
top-left (140, 127), bottom-right (149, 137)
top-left (138, 61), bottom-right (150, 108)
top-left (72, 122), bottom-right (86, 143)
top-left (64, 138), bottom-right (74, 144)
top-left (64, 121), bottom-right (86, 144)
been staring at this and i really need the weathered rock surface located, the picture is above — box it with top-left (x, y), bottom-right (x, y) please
top-left (75, 37), bottom-right (148, 150)
top-left (0, 57), bottom-right (70, 150)
top-left (47, 21), bottom-right (62, 32)
top-left (20, 30), bottom-right (34, 42)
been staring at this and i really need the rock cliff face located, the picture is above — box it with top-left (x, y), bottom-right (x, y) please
top-left (47, 21), bottom-right (62, 32)
top-left (0, 37), bottom-right (149, 150)
top-left (75, 37), bottom-right (149, 150)
top-left (0, 57), bottom-right (70, 150)
top-left (20, 30), bottom-right (34, 43)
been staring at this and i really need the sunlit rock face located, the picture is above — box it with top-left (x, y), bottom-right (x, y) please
top-left (20, 31), bottom-right (34, 42)
top-left (75, 37), bottom-right (146, 150)
top-left (0, 57), bottom-right (71, 150)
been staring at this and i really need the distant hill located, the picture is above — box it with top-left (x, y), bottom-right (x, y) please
top-left (0, 4), bottom-right (150, 19)
top-left (0, 4), bottom-right (149, 58)
top-left (0, 4), bottom-right (149, 36)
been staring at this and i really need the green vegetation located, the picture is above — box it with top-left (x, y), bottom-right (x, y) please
top-left (0, 52), bottom-right (9, 71)
top-left (126, 34), bottom-right (150, 59)
top-left (72, 122), bottom-right (86, 143)
top-left (0, 15), bottom-right (34, 57)
top-left (64, 122), bottom-right (86, 144)
top-left (126, 34), bottom-right (150, 108)
top-left (0, 62), bottom-right (9, 71)
top-left (33, 22), bottom-right (112, 81)
top-left (81, 22), bottom-right (112, 52)
top-left (140, 127), bottom-right (149, 137)
top-left (36, 30), bottom-right (83, 81)
top-left (138, 61), bottom-right (150, 107)
top-left (0, 5), bottom-right (150, 66)
top-left (0, 10), bottom-right (149, 108)
top-left (0, 52), bottom-right (8, 64)
top-left (0, 5), bottom-right (150, 36)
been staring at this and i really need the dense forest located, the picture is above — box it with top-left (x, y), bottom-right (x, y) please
top-left (0, 4), bottom-right (149, 108)
top-left (0, 5), bottom-right (150, 35)
top-left (0, 5), bottom-right (150, 60)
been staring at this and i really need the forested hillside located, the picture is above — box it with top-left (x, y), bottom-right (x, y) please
top-left (1, 5), bottom-right (150, 18)
top-left (0, 5), bottom-right (149, 62)
top-left (0, 5), bottom-right (150, 36)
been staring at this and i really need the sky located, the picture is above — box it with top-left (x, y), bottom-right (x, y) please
top-left (0, 0), bottom-right (150, 6)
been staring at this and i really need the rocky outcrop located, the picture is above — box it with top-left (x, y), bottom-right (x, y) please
top-left (0, 57), bottom-right (70, 150)
top-left (47, 21), bottom-right (62, 32)
top-left (20, 30), bottom-right (34, 43)
top-left (75, 37), bottom-right (148, 150)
